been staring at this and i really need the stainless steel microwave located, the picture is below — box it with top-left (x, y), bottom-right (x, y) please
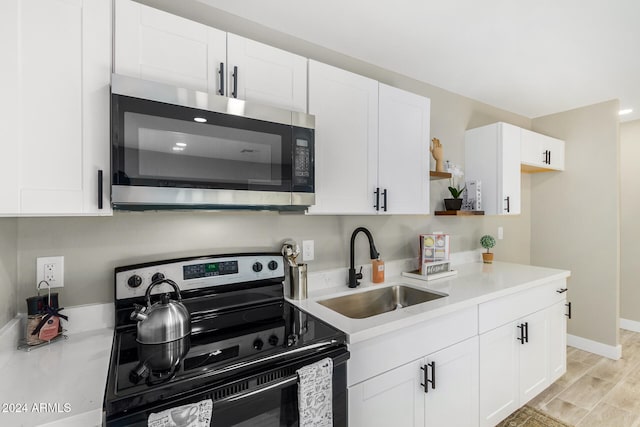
top-left (110, 74), bottom-right (315, 211)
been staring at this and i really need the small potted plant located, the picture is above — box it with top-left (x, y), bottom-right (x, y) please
top-left (480, 235), bottom-right (496, 264)
top-left (444, 163), bottom-right (465, 211)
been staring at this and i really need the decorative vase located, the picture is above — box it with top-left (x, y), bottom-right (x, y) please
top-left (444, 198), bottom-right (462, 211)
top-left (482, 253), bottom-right (494, 264)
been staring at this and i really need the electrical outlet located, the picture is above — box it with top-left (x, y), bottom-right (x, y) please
top-left (498, 226), bottom-right (504, 240)
top-left (36, 256), bottom-right (64, 288)
top-left (302, 240), bottom-right (315, 261)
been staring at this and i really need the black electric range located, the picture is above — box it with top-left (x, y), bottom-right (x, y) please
top-left (104, 253), bottom-right (349, 427)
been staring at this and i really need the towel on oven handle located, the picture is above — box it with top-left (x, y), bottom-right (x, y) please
top-left (148, 398), bottom-right (212, 427)
top-left (297, 357), bottom-right (333, 427)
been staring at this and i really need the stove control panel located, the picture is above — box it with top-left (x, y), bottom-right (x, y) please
top-left (115, 254), bottom-right (285, 300)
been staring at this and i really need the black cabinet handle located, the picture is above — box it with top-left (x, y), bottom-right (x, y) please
top-left (524, 321), bottom-right (529, 343)
top-left (556, 288), bottom-right (568, 294)
top-left (97, 169), bottom-right (103, 210)
top-left (548, 150), bottom-right (552, 164)
top-left (542, 150), bottom-right (548, 164)
top-left (517, 323), bottom-right (524, 344)
top-left (218, 62), bottom-right (225, 95)
top-left (382, 189), bottom-right (388, 212)
top-left (374, 188), bottom-right (380, 211)
top-left (420, 362), bottom-right (436, 393)
top-left (504, 196), bottom-right (510, 213)
top-left (566, 302), bottom-right (572, 319)
top-left (232, 66), bottom-right (238, 98)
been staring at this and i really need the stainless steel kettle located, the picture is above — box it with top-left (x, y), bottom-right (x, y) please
top-left (130, 279), bottom-right (191, 344)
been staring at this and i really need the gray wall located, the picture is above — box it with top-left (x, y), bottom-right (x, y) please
top-left (13, 1), bottom-right (535, 311)
top-left (0, 218), bottom-right (18, 328)
top-left (620, 119), bottom-right (640, 322)
top-left (531, 100), bottom-right (620, 347)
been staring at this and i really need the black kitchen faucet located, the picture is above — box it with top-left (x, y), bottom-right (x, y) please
top-left (348, 227), bottom-right (379, 288)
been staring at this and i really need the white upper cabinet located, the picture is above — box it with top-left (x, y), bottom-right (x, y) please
top-left (465, 122), bottom-right (521, 215)
top-left (378, 84), bottom-right (431, 214)
top-left (307, 60), bottom-right (379, 215)
top-left (521, 128), bottom-right (565, 172)
top-left (115, 0), bottom-right (306, 112)
top-left (226, 34), bottom-right (307, 112)
top-left (308, 61), bottom-right (430, 215)
top-left (115, 0), bottom-right (225, 94)
top-left (0, 0), bottom-right (111, 216)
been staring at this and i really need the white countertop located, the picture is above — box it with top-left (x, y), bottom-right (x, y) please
top-left (0, 305), bottom-right (114, 427)
top-left (287, 261), bottom-right (571, 344)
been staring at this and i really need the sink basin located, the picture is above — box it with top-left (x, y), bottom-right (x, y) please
top-left (317, 285), bottom-right (447, 319)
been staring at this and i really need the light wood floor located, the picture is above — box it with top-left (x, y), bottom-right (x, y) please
top-left (530, 329), bottom-right (640, 426)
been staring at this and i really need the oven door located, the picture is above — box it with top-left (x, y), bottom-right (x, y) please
top-left (111, 93), bottom-right (299, 209)
top-left (106, 346), bottom-right (348, 427)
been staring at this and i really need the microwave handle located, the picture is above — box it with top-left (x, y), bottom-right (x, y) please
top-left (218, 62), bottom-right (225, 96)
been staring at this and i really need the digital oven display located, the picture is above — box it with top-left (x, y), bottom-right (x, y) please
top-left (183, 261), bottom-right (239, 280)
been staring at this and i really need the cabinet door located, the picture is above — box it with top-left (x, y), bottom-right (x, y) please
top-left (378, 84), bottom-right (430, 214)
top-left (1, 0), bottom-right (111, 216)
top-left (521, 128), bottom-right (545, 167)
top-left (519, 309), bottom-right (549, 403)
top-left (424, 337), bottom-right (479, 427)
top-left (307, 60), bottom-right (378, 214)
top-left (544, 136), bottom-right (565, 171)
top-left (479, 322), bottom-right (519, 427)
top-left (548, 301), bottom-right (567, 383)
top-left (499, 123), bottom-right (521, 215)
top-left (465, 122), bottom-right (521, 216)
top-left (227, 34), bottom-right (307, 112)
top-left (349, 359), bottom-right (424, 427)
top-left (115, 0), bottom-right (226, 94)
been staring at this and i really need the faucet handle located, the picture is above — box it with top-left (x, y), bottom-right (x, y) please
top-left (356, 266), bottom-right (363, 280)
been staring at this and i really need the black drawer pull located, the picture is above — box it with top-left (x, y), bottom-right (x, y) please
top-left (374, 188), bottom-right (380, 211)
top-left (232, 66), bottom-right (238, 98)
top-left (566, 302), bottom-right (572, 319)
top-left (97, 169), bottom-right (103, 210)
top-left (556, 288), bottom-right (568, 294)
top-left (517, 323), bottom-right (525, 344)
top-left (382, 189), bottom-right (388, 212)
top-left (218, 62), bottom-right (225, 95)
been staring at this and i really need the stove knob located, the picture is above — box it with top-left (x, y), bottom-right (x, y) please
top-left (268, 335), bottom-right (279, 346)
top-left (151, 272), bottom-right (165, 283)
top-left (268, 260), bottom-right (278, 271)
top-left (127, 275), bottom-right (143, 288)
top-left (253, 338), bottom-right (264, 350)
top-left (252, 262), bottom-right (263, 272)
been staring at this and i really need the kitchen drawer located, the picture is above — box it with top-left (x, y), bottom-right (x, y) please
top-left (348, 305), bottom-right (477, 386)
top-left (479, 279), bottom-right (567, 334)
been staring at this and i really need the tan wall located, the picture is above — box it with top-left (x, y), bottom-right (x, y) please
top-left (531, 100), bottom-right (620, 346)
top-left (620, 119), bottom-right (640, 322)
top-left (0, 218), bottom-right (18, 328)
top-left (13, 0), bottom-right (533, 309)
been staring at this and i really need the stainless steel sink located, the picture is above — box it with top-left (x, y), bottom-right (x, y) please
top-left (317, 285), bottom-right (447, 319)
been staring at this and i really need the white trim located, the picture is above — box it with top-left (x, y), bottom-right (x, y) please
top-left (567, 333), bottom-right (622, 360)
top-left (620, 318), bottom-right (640, 333)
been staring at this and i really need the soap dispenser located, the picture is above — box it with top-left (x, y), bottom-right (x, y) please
top-left (372, 257), bottom-right (385, 283)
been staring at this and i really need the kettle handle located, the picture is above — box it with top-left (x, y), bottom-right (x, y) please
top-left (145, 278), bottom-right (182, 306)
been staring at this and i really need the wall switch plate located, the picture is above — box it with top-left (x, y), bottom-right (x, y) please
top-left (302, 240), bottom-right (315, 261)
top-left (498, 226), bottom-right (504, 240)
top-left (36, 256), bottom-right (64, 288)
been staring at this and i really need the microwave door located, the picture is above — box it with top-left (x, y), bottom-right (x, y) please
top-left (112, 95), bottom-right (294, 208)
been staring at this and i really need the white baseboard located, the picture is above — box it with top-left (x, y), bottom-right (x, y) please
top-left (567, 333), bottom-right (622, 360)
top-left (620, 318), bottom-right (640, 333)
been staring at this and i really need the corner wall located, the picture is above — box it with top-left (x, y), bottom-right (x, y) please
top-left (620, 119), bottom-right (640, 323)
top-left (0, 218), bottom-right (18, 328)
top-left (531, 100), bottom-right (620, 347)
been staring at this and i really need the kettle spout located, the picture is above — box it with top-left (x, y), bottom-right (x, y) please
top-left (130, 304), bottom-right (148, 322)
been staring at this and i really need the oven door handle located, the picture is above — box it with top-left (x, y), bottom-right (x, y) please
top-left (218, 374), bottom-right (299, 404)
top-left (213, 340), bottom-right (340, 376)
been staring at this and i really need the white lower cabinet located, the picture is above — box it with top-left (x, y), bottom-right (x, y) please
top-left (479, 288), bottom-right (567, 427)
top-left (349, 337), bottom-right (479, 427)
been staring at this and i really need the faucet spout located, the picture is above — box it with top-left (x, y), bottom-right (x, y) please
top-left (348, 227), bottom-right (380, 288)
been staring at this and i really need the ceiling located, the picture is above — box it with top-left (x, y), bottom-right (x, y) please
top-left (197, 0), bottom-right (640, 122)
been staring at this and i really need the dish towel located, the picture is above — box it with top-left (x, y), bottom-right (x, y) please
top-left (147, 398), bottom-right (212, 427)
top-left (297, 357), bottom-right (333, 427)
